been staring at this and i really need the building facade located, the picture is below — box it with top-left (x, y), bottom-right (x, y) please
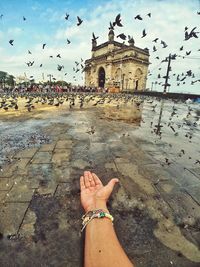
top-left (85, 30), bottom-right (150, 91)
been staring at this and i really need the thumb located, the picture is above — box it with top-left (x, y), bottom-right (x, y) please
top-left (106, 178), bottom-right (119, 193)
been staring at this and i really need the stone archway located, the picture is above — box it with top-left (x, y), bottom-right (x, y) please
top-left (98, 67), bottom-right (106, 88)
top-left (134, 68), bottom-right (143, 90)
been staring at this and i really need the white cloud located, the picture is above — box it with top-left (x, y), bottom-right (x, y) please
top-left (0, 0), bottom-right (199, 92)
top-left (7, 27), bottom-right (23, 36)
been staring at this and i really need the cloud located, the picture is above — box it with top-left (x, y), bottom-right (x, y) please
top-left (7, 27), bottom-right (23, 36)
top-left (0, 0), bottom-right (199, 92)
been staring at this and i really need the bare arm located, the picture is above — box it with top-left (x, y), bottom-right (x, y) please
top-left (80, 171), bottom-right (134, 267)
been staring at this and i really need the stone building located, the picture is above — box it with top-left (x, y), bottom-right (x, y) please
top-left (85, 30), bottom-right (150, 91)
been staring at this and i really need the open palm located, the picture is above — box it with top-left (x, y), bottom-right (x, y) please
top-left (80, 171), bottom-right (119, 212)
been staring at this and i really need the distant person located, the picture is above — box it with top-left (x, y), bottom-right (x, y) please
top-left (80, 171), bottom-right (134, 267)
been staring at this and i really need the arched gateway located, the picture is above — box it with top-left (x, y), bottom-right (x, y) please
top-left (98, 67), bottom-right (105, 88)
top-left (85, 30), bottom-right (150, 91)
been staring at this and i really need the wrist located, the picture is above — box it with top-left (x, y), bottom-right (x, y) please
top-left (84, 200), bottom-right (108, 213)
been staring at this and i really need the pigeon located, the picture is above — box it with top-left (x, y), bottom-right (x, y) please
top-left (141, 29), bottom-right (147, 38)
top-left (153, 45), bottom-right (157, 52)
top-left (9, 39), bottom-right (14, 46)
top-left (134, 15), bottom-right (143, 20)
top-left (77, 16), bottom-right (83, 26)
top-left (92, 32), bottom-right (99, 41)
top-left (147, 13), bottom-right (151, 17)
top-left (56, 54), bottom-right (61, 58)
top-left (186, 51), bottom-right (191, 55)
top-left (23, 16), bottom-right (26, 21)
top-left (0, 14), bottom-right (3, 19)
top-left (28, 50), bottom-right (32, 54)
top-left (117, 33), bottom-right (126, 40)
top-left (40, 64), bottom-right (43, 67)
top-left (67, 39), bottom-right (71, 44)
top-left (153, 38), bottom-right (159, 43)
top-left (109, 21), bottom-right (114, 30)
top-left (161, 40), bottom-right (167, 48)
top-left (42, 43), bottom-right (46, 49)
top-left (113, 14), bottom-right (123, 27)
top-left (57, 64), bottom-right (64, 71)
top-left (179, 46), bottom-right (183, 51)
top-left (65, 13), bottom-right (69, 20)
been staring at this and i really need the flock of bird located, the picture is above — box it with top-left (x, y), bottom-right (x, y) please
top-left (0, 91), bottom-right (199, 168)
top-left (0, 7), bottom-right (200, 86)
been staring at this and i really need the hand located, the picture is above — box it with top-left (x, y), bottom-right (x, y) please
top-left (80, 171), bottom-right (119, 213)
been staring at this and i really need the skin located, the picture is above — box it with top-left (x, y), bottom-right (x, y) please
top-left (80, 171), bottom-right (134, 267)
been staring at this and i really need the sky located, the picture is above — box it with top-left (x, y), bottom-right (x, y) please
top-left (0, 0), bottom-right (200, 94)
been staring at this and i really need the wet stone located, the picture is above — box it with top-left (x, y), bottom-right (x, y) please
top-left (4, 183), bottom-right (34, 202)
top-left (31, 152), bottom-right (52, 164)
top-left (39, 142), bottom-right (56, 152)
top-left (14, 147), bottom-right (38, 159)
top-left (0, 178), bottom-right (13, 191)
top-left (0, 164), bottom-right (17, 178)
top-left (55, 140), bottom-right (73, 149)
top-left (185, 185), bottom-right (200, 205)
top-left (0, 202), bottom-right (29, 235)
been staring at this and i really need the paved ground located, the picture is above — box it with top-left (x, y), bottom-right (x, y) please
top-left (0, 97), bottom-right (200, 267)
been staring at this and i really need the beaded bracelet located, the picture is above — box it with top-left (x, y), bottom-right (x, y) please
top-left (81, 209), bottom-right (114, 232)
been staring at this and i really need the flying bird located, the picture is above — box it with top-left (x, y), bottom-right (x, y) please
top-left (161, 40), bottom-right (167, 48)
top-left (147, 13), bottom-right (151, 17)
top-left (117, 33), bottom-right (126, 40)
top-left (9, 39), bottom-right (14, 46)
top-left (134, 15), bottom-right (143, 20)
top-left (92, 32), bottom-right (99, 41)
top-left (56, 54), bottom-right (61, 58)
top-left (141, 29), bottom-right (147, 38)
top-left (42, 43), bottom-right (46, 49)
top-left (28, 50), bottom-right (32, 54)
top-left (109, 21), bottom-right (114, 30)
top-left (153, 45), bottom-right (157, 52)
top-left (77, 16), bottom-right (83, 26)
top-left (0, 14), bottom-right (3, 19)
top-left (67, 39), bottom-right (71, 44)
top-left (153, 38), bottom-right (159, 43)
top-left (65, 13), bottom-right (69, 20)
top-left (113, 13), bottom-right (123, 27)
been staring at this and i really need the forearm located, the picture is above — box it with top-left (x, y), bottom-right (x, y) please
top-left (84, 204), bottom-right (134, 267)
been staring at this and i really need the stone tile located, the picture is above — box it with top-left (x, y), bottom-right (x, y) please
top-left (14, 148), bottom-right (38, 159)
top-left (27, 163), bottom-right (54, 181)
top-left (15, 158), bottom-right (31, 169)
top-left (168, 165), bottom-right (200, 188)
top-left (54, 166), bottom-right (71, 183)
top-left (0, 191), bottom-right (7, 202)
top-left (0, 164), bottom-right (17, 178)
top-left (54, 182), bottom-right (71, 196)
top-left (31, 152), bottom-right (52, 164)
top-left (188, 167), bottom-right (200, 178)
top-left (0, 178), bottom-right (13, 191)
top-left (116, 162), bottom-right (156, 195)
top-left (36, 180), bottom-right (57, 195)
top-left (19, 209), bottom-right (37, 237)
top-left (71, 159), bottom-right (90, 169)
top-left (56, 140), bottom-right (73, 149)
top-left (52, 151), bottom-right (70, 166)
top-left (0, 202), bottom-right (29, 235)
top-left (39, 142), bottom-right (56, 152)
top-left (5, 183), bottom-right (34, 202)
top-left (185, 185), bottom-right (200, 205)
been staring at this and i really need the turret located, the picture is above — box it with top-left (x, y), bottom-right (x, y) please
top-left (108, 29), bottom-right (114, 42)
top-left (128, 37), bottom-right (135, 47)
